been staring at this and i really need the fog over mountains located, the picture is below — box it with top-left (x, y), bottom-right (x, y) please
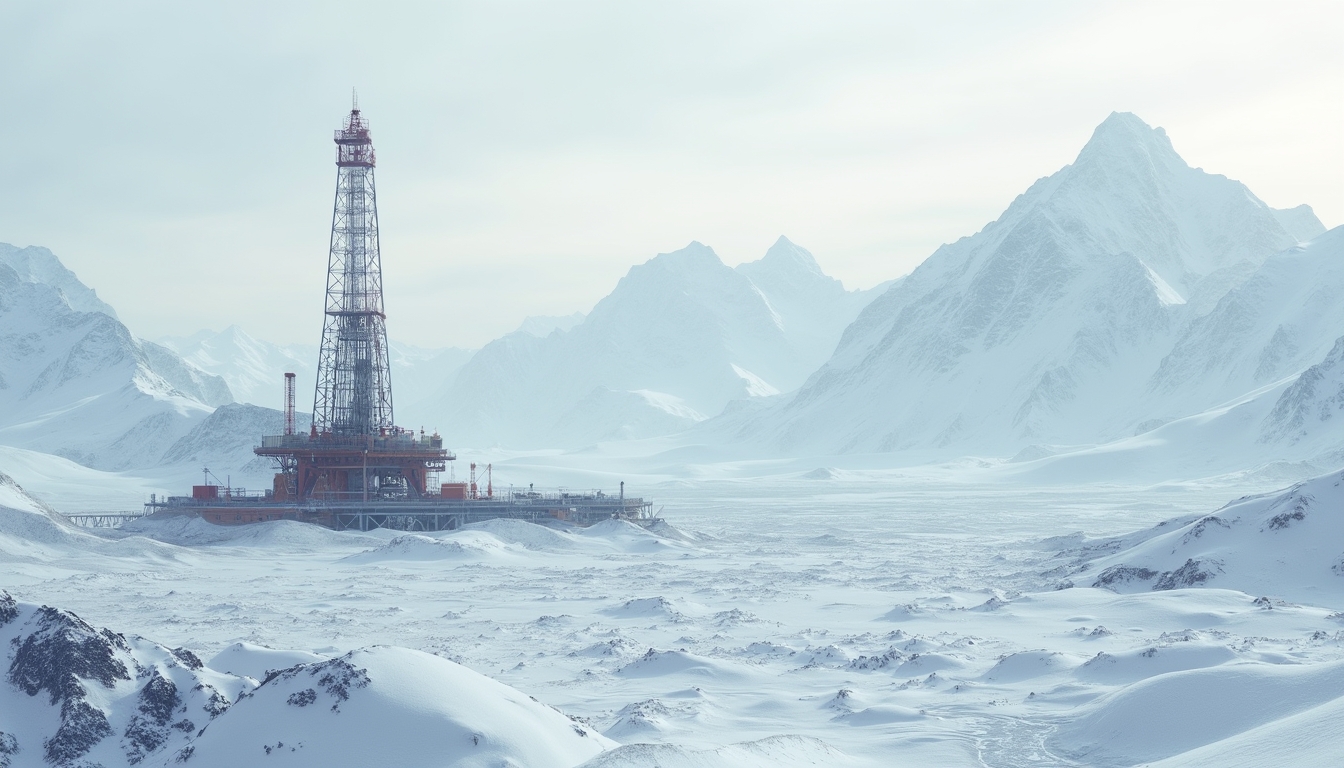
top-left (1, 111), bottom-right (1340, 481)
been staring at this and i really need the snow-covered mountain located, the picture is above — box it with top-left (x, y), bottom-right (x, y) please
top-left (1147, 225), bottom-right (1344, 420)
top-left (0, 243), bottom-right (120, 319)
top-left (158, 326), bottom-right (471, 432)
top-left (1260, 334), bottom-right (1344, 452)
top-left (441, 238), bottom-right (880, 447)
top-left (157, 326), bottom-right (315, 411)
top-left (736, 112), bottom-right (1322, 456)
top-left (0, 248), bottom-right (232, 471)
top-left (0, 592), bottom-right (611, 768)
top-left (159, 402), bottom-right (313, 482)
top-left (515, 311), bottom-right (586, 338)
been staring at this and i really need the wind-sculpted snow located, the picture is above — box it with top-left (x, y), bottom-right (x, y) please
top-left (343, 519), bottom-right (694, 564)
top-left (207, 642), bottom-right (328, 681)
top-left (185, 647), bottom-right (613, 768)
top-left (343, 531), bottom-right (526, 563)
top-left (1053, 659), bottom-right (1344, 766)
top-left (7, 477), bottom-right (1344, 765)
top-left (578, 734), bottom-right (859, 767)
top-left (123, 515), bottom-right (379, 551)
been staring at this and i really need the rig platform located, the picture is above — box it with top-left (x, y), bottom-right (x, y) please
top-left (144, 486), bottom-right (654, 531)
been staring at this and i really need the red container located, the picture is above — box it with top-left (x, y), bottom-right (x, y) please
top-left (440, 482), bottom-right (468, 500)
top-left (192, 485), bottom-right (219, 500)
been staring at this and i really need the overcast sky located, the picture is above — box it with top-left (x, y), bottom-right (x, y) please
top-left (3, 1), bottom-right (1340, 348)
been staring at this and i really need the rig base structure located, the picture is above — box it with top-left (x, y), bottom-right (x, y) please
top-left (144, 488), bottom-right (655, 531)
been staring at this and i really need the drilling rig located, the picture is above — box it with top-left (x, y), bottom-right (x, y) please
top-left (148, 100), bottom-right (652, 531)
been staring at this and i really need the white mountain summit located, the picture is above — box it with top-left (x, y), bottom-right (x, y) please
top-left (441, 238), bottom-right (881, 447)
top-left (735, 112), bottom-right (1322, 456)
top-left (0, 246), bottom-right (232, 470)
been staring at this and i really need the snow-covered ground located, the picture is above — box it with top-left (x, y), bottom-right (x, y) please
top-left (4, 466), bottom-right (1342, 766)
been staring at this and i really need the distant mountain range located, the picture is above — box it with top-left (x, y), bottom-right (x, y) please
top-left (721, 112), bottom-right (1337, 472)
top-left (2, 111), bottom-right (1341, 483)
top-left (440, 236), bottom-right (887, 447)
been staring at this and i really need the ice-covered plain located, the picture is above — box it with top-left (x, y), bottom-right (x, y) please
top-left (4, 463), bottom-right (1344, 766)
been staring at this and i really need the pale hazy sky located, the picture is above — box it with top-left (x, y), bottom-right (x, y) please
top-left (2, 1), bottom-right (1340, 348)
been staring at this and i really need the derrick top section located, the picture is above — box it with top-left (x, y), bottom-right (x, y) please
top-left (335, 108), bottom-right (375, 167)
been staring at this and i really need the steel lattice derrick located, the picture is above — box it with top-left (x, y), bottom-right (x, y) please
top-left (313, 103), bottom-right (395, 436)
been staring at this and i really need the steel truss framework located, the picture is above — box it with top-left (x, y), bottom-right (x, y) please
top-left (312, 104), bottom-right (394, 437)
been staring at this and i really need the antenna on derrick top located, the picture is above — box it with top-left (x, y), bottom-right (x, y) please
top-left (351, 87), bottom-right (358, 112)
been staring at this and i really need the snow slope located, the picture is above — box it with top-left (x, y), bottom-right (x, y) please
top-left (443, 239), bottom-right (878, 448)
top-left (184, 646), bottom-right (613, 768)
top-left (1261, 333), bottom-right (1344, 453)
top-left (0, 242), bottom-right (119, 319)
top-left (157, 326), bottom-right (314, 411)
top-left (0, 594), bottom-right (613, 768)
top-left (1000, 327), bottom-right (1344, 486)
top-left (1148, 225), bottom-right (1344, 422)
top-left (1072, 468), bottom-right (1344, 603)
top-left (732, 113), bottom-right (1317, 457)
top-left (157, 402), bottom-right (312, 481)
top-left (0, 253), bottom-right (231, 471)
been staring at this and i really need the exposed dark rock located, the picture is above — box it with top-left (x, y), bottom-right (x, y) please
top-left (47, 699), bottom-right (113, 765)
top-left (7, 606), bottom-right (132, 765)
top-left (1154, 559), bottom-right (1218, 590)
top-left (8, 607), bottom-right (131, 703)
top-left (1267, 496), bottom-right (1310, 530)
top-left (171, 647), bottom-right (204, 670)
top-left (0, 592), bottom-right (16, 627)
top-left (1092, 565), bottom-right (1158, 589)
top-left (124, 673), bottom-right (181, 763)
top-left (138, 673), bottom-right (180, 724)
top-left (287, 688), bottom-right (317, 707)
top-left (848, 649), bottom-right (903, 671)
top-left (0, 732), bottom-right (18, 768)
top-left (192, 683), bottom-right (231, 719)
top-left (264, 655), bottom-right (371, 714)
top-left (1180, 515), bottom-right (1229, 544)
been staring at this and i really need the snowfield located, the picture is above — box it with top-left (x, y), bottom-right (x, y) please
top-left (4, 467), bottom-right (1344, 767)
